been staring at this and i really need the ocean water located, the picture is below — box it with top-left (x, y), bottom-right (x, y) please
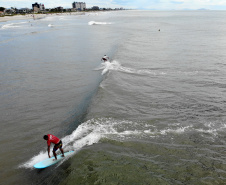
top-left (1, 10), bottom-right (226, 185)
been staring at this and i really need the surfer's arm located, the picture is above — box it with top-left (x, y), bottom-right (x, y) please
top-left (47, 145), bottom-right (51, 158)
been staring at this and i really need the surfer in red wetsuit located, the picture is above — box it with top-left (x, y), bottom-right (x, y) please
top-left (43, 134), bottom-right (64, 160)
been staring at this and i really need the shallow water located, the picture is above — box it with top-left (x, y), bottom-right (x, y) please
top-left (1, 10), bottom-right (226, 184)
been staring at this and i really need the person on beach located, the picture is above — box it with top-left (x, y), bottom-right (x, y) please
top-left (43, 134), bottom-right (64, 160)
top-left (101, 55), bottom-right (109, 62)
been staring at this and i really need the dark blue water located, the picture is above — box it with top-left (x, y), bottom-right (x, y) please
top-left (1, 10), bottom-right (226, 184)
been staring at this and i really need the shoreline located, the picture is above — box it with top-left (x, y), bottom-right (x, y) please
top-left (0, 12), bottom-right (85, 23)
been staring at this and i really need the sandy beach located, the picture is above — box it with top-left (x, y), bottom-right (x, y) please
top-left (0, 14), bottom-right (45, 22)
top-left (0, 12), bottom-right (85, 22)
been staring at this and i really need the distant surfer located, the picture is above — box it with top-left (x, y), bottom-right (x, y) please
top-left (101, 55), bottom-right (109, 62)
top-left (43, 134), bottom-right (64, 160)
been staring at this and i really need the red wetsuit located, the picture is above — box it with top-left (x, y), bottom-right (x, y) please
top-left (47, 134), bottom-right (60, 146)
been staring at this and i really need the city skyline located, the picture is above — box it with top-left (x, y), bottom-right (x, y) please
top-left (1, 0), bottom-right (226, 10)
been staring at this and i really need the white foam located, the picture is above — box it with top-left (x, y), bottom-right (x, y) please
top-left (94, 60), bottom-right (165, 76)
top-left (21, 118), bottom-right (224, 169)
top-left (94, 61), bottom-right (114, 75)
top-left (1, 21), bottom-right (28, 29)
top-left (196, 121), bottom-right (226, 137)
top-left (2, 23), bottom-right (20, 29)
top-left (197, 128), bottom-right (217, 136)
top-left (88, 21), bottom-right (112, 25)
top-left (101, 61), bottom-right (112, 75)
top-left (160, 126), bottom-right (191, 135)
top-left (20, 151), bottom-right (47, 169)
top-left (87, 13), bottom-right (99, 16)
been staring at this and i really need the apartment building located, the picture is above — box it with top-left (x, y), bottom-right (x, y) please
top-left (72, 2), bottom-right (86, 11)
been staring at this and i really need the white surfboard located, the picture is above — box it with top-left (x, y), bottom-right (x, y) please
top-left (34, 151), bottom-right (74, 169)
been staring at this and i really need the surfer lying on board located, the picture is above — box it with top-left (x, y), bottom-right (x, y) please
top-left (101, 55), bottom-right (109, 62)
top-left (43, 134), bottom-right (64, 160)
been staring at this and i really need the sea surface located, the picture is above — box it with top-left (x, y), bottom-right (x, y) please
top-left (1, 10), bottom-right (226, 185)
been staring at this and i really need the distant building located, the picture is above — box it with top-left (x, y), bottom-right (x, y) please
top-left (72, 2), bottom-right (86, 11)
top-left (40, 4), bottom-right (45, 11)
top-left (56, 6), bottom-right (63, 11)
top-left (32, 2), bottom-right (45, 12)
top-left (32, 2), bottom-right (40, 12)
top-left (92, 6), bottom-right (99, 10)
top-left (18, 8), bottom-right (30, 13)
top-left (5, 8), bottom-right (16, 14)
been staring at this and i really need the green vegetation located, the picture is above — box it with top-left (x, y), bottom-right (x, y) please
top-left (0, 7), bottom-right (5, 11)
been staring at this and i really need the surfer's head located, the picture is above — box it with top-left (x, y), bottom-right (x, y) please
top-left (43, 135), bottom-right (48, 140)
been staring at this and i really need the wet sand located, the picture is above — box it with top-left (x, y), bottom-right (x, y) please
top-left (0, 12), bottom-right (85, 22)
top-left (0, 14), bottom-right (46, 22)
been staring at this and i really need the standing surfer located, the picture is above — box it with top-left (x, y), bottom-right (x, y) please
top-left (43, 134), bottom-right (64, 160)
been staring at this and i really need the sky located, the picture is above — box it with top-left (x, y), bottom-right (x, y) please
top-left (1, 0), bottom-right (226, 10)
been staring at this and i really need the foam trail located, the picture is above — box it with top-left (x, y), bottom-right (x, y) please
top-left (20, 151), bottom-right (47, 169)
top-left (94, 61), bottom-right (113, 75)
top-left (1, 22), bottom-right (27, 29)
top-left (88, 21), bottom-right (112, 25)
top-left (101, 61), bottom-right (112, 75)
top-left (87, 13), bottom-right (99, 16)
top-left (94, 60), bottom-right (163, 76)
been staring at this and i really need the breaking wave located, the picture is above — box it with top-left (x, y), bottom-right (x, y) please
top-left (1, 21), bottom-right (27, 29)
top-left (20, 117), bottom-right (225, 169)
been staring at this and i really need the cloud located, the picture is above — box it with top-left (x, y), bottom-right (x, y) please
top-left (171, 1), bottom-right (184, 4)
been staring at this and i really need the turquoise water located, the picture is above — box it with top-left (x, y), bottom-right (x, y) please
top-left (1, 10), bottom-right (226, 184)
